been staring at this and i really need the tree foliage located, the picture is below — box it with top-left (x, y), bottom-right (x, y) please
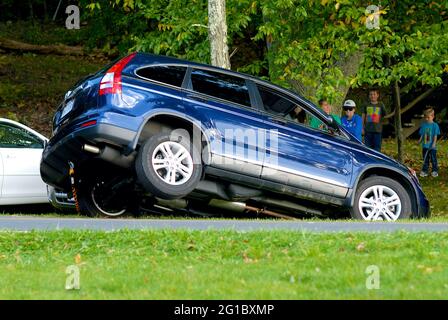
top-left (77, 0), bottom-right (447, 110)
top-left (80, 0), bottom-right (257, 63)
top-left (253, 0), bottom-right (373, 107)
top-left (355, 1), bottom-right (448, 92)
top-left (254, 0), bottom-right (447, 109)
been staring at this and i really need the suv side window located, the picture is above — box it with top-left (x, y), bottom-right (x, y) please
top-left (257, 85), bottom-right (296, 116)
top-left (191, 69), bottom-right (251, 107)
top-left (257, 84), bottom-right (342, 136)
top-left (136, 65), bottom-right (187, 87)
top-left (257, 85), bottom-right (308, 124)
top-left (0, 124), bottom-right (44, 149)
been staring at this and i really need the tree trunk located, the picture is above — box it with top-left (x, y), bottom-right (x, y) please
top-left (393, 80), bottom-right (404, 162)
top-left (332, 48), bottom-right (366, 115)
top-left (208, 0), bottom-right (230, 69)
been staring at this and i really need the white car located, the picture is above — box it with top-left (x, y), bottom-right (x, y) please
top-left (0, 118), bottom-right (49, 205)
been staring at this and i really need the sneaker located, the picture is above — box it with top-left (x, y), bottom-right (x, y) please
top-left (420, 171), bottom-right (428, 177)
top-left (431, 171), bottom-right (439, 177)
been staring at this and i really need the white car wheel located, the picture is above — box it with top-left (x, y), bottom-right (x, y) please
top-left (151, 141), bottom-right (194, 186)
top-left (351, 176), bottom-right (412, 221)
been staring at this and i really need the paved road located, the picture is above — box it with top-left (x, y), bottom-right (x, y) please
top-left (0, 216), bottom-right (448, 232)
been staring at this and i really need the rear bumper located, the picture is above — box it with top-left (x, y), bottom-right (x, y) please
top-left (40, 122), bottom-right (137, 189)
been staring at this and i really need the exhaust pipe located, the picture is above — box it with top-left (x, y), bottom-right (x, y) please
top-left (153, 198), bottom-right (297, 220)
top-left (208, 199), bottom-right (246, 213)
top-left (245, 205), bottom-right (297, 220)
top-left (208, 199), bottom-right (297, 220)
top-left (83, 144), bottom-right (100, 154)
top-left (82, 144), bottom-right (135, 168)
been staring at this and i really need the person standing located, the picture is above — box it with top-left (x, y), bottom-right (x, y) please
top-left (418, 107), bottom-right (440, 178)
top-left (361, 89), bottom-right (386, 152)
top-left (341, 99), bottom-right (363, 141)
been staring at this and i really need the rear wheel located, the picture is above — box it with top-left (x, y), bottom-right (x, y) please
top-left (78, 174), bottom-right (134, 217)
top-left (350, 176), bottom-right (412, 221)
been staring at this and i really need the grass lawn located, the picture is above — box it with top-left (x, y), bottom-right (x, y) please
top-left (0, 230), bottom-right (447, 299)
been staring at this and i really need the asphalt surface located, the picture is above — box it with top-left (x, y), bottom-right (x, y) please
top-left (1, 216), bottom-right (448, 232)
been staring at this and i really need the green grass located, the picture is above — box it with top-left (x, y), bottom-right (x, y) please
top-left (0, 230), bottom-right (447, 299)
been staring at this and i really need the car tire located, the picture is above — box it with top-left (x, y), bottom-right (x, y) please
top-left (135, 131), bottom-right (202, 199)
top-left (350, 176), bottom-right (413, 221)
top-left (78, 175), bottom-right (133, 218)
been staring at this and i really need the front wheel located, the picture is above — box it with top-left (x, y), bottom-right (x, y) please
top-left (135, 131), bottom-right (202, 199)
top-left (350, 176), bottom-right (413, 221)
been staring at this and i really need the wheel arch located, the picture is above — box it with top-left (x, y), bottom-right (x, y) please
top-left (131, 110), bottom-right (211, 152)
top-left (350, 165), bottom-right (418, 214)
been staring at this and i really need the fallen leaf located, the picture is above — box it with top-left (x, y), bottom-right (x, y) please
top-left (356, 242), bottom-right (366, 251)
top-left (75, 254), bottom-right (81, 265)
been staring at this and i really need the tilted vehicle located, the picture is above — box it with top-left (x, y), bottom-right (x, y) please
top-left (40, 52), bottom-right (430, 220)
top-left (0, 118), bottom-right (48, 205)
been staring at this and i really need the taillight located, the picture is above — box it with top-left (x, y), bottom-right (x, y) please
top-left (80, 120), bottom-right (97, 128)
top-left (99, 52), bottom-right (137, 95)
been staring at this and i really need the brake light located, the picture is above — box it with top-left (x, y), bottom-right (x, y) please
top-left (99, 52), bottom-right (137, 95)
top-left (80, 120), bottom-right (97, 128)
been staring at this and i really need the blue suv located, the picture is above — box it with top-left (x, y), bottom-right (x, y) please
top-left (40, 52), bottom-right (429, 220)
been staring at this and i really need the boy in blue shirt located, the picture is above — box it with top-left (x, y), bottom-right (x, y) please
top-left (418, 107), bottom-right (440, 177)
top-left (341, 99), bottom-right (363, 141)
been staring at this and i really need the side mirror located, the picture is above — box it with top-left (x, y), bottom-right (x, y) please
top-left (327, 116), bottom-right (339, 129)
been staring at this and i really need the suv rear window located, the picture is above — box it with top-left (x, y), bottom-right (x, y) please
top-left (191, 69), bottom-right (251, 107)
top-left (136, 65), bottom-right (187, 87)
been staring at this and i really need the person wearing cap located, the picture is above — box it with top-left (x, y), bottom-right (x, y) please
top-left (341, 99), bottom-right (363, 141)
